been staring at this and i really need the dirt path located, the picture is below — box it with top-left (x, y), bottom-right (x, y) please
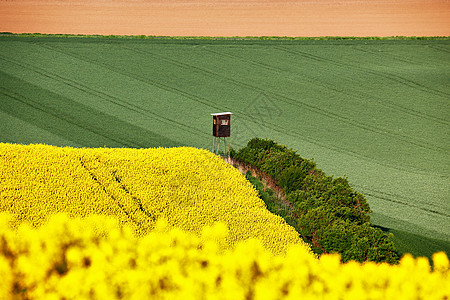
top-left (1, 0), bottom-right (449, 37)
top-left (224, 157), bottom-right (294, 212)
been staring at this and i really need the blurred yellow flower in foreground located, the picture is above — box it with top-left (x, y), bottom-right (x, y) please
top-left (0, 214), bottom-right (447, 299)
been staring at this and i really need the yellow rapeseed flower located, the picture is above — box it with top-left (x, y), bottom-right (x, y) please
top-left (0, 213), bottom-right (448, 299)
top-left (0, 143), bottom-right (306, 254)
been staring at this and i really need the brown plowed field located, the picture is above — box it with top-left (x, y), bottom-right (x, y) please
top-left (1, 0), bottom-right (449, 37)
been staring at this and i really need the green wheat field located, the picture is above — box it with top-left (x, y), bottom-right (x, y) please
top-left (1, 34), bottom-right (449, 260)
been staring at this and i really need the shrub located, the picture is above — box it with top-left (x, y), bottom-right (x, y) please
top-left (232, 138), bottom-right (399, 264)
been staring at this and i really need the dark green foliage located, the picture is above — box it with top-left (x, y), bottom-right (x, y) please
top-left (232, 138), bottom-right (399, 264)
top-left (289, 175), bottom-right (371, 224)
top-left (278, 164), bottom-right (312, 194)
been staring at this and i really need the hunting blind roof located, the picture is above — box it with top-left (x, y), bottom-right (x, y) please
top-left (210, 112), bottom-right (233, 116)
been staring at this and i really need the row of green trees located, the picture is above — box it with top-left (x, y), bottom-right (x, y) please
top-left (231, 138), bottom-right (399, 264)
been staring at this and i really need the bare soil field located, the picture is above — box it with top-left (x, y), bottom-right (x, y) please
top-left (1, 0), bottom-right (449, 37)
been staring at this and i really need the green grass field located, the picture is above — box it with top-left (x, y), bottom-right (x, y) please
top-left (1, 35), bottom-right (449, 259)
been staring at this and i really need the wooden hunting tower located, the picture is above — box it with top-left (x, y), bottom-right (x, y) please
top-left (211, 112), bottom-right (232, 156)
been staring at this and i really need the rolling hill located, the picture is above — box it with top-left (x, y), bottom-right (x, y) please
top-left (0, 34), bottom-right (449, 259)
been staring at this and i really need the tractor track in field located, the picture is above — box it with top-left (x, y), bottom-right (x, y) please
top-left (0, 85), bottom-right (142, 147)
top-left (111, 168), bottom-right (157, 222)
top-left (21, 40), bottom-right (449, 178)
top-left (78, 156), bottom-right (156, 225)
top-left (429, 45), bottom-right (450, 54)
top-left (275, 45), bottom-right (450, 99)
top-left (352, 45), bottom-right (433, 67)
top-left (354, 185), bottom-right (450, 219)
top-left (0, 52), bottom-right (209, 140)
top-left (352, 46), bottom-right (425, 66)
top-left (119, 43), bottom-right (448, 153)
top-left (35, 41), bottom-right (348, 155)
top-left (205, 46), bottom-right (450, 127)
top-left (132, 43), bottom-right (450, 138)
top-left (26, 41), bottom-right (227, 125)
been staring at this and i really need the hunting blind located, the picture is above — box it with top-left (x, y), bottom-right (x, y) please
top-left (211, 112), bottom-right (232, 156)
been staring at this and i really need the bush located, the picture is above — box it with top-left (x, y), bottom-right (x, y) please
top-left (278, 160), bottom-right (317, 193)
top-left (232, 138), bottom-right (399, 264)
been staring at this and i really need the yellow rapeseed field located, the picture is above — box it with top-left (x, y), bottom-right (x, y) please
top-left (0, 143), bottom-right (304, 254)
top-left (0, 143), bottom-right (448, 299)
top-left (0, 213), bottom-right (448, 299)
